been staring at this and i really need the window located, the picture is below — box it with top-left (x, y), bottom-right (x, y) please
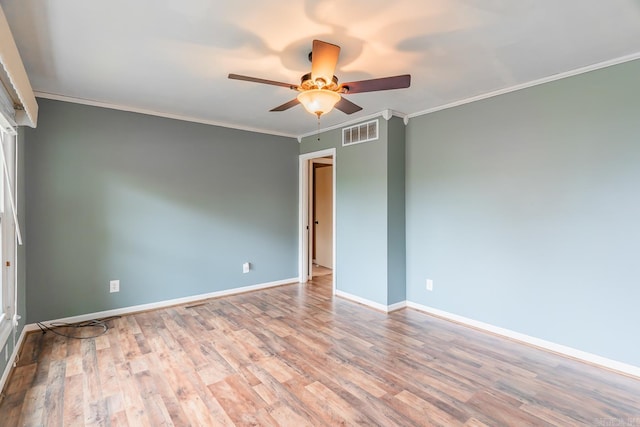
top-left (0, 131), bottom-right (4, 323)
top-left (0, 129), bottom-right (17, 348)
top-left (1, 6), bottom-right (31, 349)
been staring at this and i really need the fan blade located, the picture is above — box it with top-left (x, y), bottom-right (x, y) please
top-left (270, 98), bottom-right (300, 112)
top-left (311, 40), bottom-right (340, 85)
top-left (340, 74), bottom-right (411, 94)
top-left (228, 73), bottom-right (297, 89)
top-left (334, 97), bottom-right (362, 115)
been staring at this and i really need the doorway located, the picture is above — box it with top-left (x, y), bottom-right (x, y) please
top-left (312, 158), bottom-right (332, 270)
top-left (299, 148), bottom-right (336, 293)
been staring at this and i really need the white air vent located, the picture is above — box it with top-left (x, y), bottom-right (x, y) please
top-left (342, 119), bottom-right (378, 146)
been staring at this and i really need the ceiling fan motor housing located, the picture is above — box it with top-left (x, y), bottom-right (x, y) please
top-left (299, 73), bottom-right (340, 92)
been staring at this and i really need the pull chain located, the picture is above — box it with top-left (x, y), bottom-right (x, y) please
top-left (317, 114), bottom-right (321, 142)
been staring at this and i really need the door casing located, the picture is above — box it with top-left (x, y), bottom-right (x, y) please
top-left (298, 148), bottom-right (336, 294)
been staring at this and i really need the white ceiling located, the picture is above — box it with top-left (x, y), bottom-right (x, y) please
top-left (2, 0), bottom-right (640, 137)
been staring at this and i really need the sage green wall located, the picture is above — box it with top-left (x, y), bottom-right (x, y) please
top-left (387, 117), bottom-right (406, 305)
top-left (24, 99), bottom-right (299, 322)
top-left (300, 117), bottom-right (406, 306)
top-left (405, 59), bottom-right (640, 366)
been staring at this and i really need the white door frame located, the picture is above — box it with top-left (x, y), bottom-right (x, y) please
top-left (299, 148), bottom-right (336, 294)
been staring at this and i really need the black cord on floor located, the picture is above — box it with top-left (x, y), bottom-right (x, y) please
top-left (36, 316), bottom-right (121, 339)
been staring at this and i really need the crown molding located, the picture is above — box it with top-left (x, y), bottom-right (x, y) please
top-left (33, 51), bottom-right (640, 140)
top-left (408, 51), bottom-right (640, 119)
top-left (33, 91), bottom-right (298, 139)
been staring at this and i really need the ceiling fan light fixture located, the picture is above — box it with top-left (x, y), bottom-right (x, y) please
top-left (229, 40), bottom-right (410, 119)
top-left (297, 89), bottom-right (341, 117)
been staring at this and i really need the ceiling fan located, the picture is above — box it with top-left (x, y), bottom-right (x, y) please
top-left (228, 40), bottom-right (411, 118)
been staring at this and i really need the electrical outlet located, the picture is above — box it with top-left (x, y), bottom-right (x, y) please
top-left (426, 279), bottom-right (433, 291)
top-left (110, 279), bottom-right (120, 293)
top-left (242, 262), bottom-right (250, 274)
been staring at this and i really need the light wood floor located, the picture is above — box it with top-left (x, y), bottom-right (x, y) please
top-left (312, 264), bottom-right (332, 278)
top-left (1, 274), bottom-right (639, 426)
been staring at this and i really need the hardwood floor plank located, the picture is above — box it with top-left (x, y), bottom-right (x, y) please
top-left (520, 403), bottom-right (585, 427)
top-left (16, 382), bottom-right (45, 427)
top-left (17, 331), bottom-right (44, 365)
top-left (267, 401), bottom-right (314, 427)
top-left (463, 417), bottom-right (492, 427)
top-left (116, 318), bottom-right (144, 360)
top-left (246, 364), bottom-right (318, 424)
top-left (4, 362), bottom-right (37, 395)
top-left (81, 339), bottom-right (107, 425)
top-left (96, 347), bottom-right (121, 399)
top-left (207, 374), bottom-right (267, 425)
top-left (66, 354), bottom-right (84, 378)
top-left (108, 409), bottom-right (130, 427)
top-left (62, 374), bottom-right (84, 426)
top-left (105, 393), bottom-right (127, 425)
top-left (302, 380), bottom-right (375, 425)
top-left (133, 369), bottom-right (174, 426)
top-left (253, 382), bottom-right (279, 406)
top-left (2, 388), bottom-right (28, 427)
top-left (116, 361), bottom-right (151, 427)
top-left (43, 359), bottom-right (66, 427)
top-left (145, 359), bottom-right (192, 426)
top-left (51, 334), bottom-right (68, 361)
top-left (395, 389), bottom-right (465, 426)
top-left (466, 389), bottom-right (551, 426)
top-left (194, 344), bottom-right (237, 385)
top-left (232, 328), bottom-right (276, 360)
top-left (93, 333), bottom-right (111, 351)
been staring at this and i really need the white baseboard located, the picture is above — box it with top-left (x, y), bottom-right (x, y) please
top-left (23, 277), bottom-right (298, 333)
top-left (0, 326), bottom-right (28, 394)
top-left (335, 290), bottom-right (388, 312)
top-left (335, 291), bottom-right (407, 313)
top-left (387, 300), bottom-right (408, 312)
top-left (406, 301), bottom-right (640, 379)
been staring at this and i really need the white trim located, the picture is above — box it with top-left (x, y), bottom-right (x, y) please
top-left (0, 319), bottom-right (10, 352)
top-left (23, 277), bottom-right (297, 333)
top-left (336, 291), bottom-right (407, 313)
top-left (0, 134), bottom-right (21, 245)
top-left (28, 52), bottom-right (640, 139)
top-left (40, 89), bottom-right (410, 141)
top-left (387, 300), bottom-right (407, 312)
top-left (406, 301), bottom-right (640, 379)
top-left (0, 131), bottom-right (17, 353)
top-left (408, 51), bottom-right (640, 120)
top-left (298, 110), bottom-right (407, 140)
top-left (0, 115), bottom-right (16, 136)
top-left (34, 92), bottom-right (296, 139)
top-left (0, 83), bottom-right (17, 135)
top-left (336, 290), bottom-right (389, 312)
top-left (0, 324), bottom-right (27, 394)
top-left (0, 7), bottom-right (38, 128)
top-left (298, 148), bottom-right (336, 296)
